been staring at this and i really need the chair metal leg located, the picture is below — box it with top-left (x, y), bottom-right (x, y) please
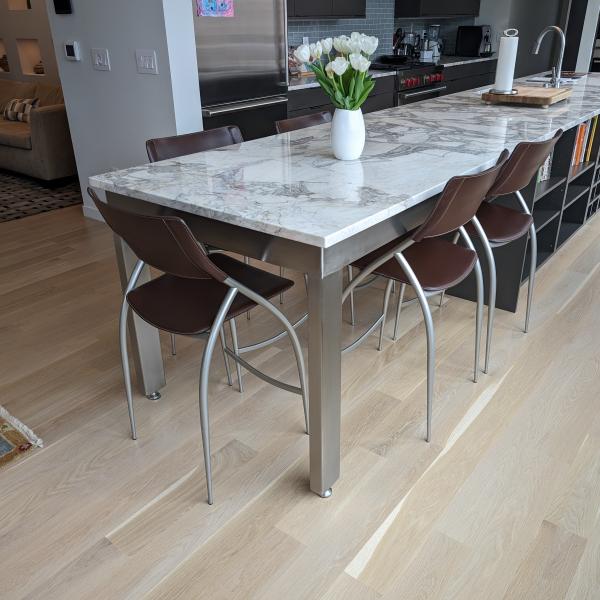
top-left (229, 318), bottom-right (244, 393)
top-left (378, 279), bottom-right (394, 351)
top-left (525, 222), bottom-right (537, 333)
top-left (170, 333), bottom-right (177, 356)
top-left (459, 227), bottom-right (483, 383)
top-left (119, 298), bottom-right (137, 440)
top-left (471, 216), bottom-right (496, 374)
top-left (219, 328), bottom-right (233, 387)
top-left (393, 283), bottom-right (406, 341)
top-left (347, 265), bottom-right (356, 326)
top-left (394, 253), bottom-right (435, 443)
top-left (226, 279), bottom-right (309, 434)
top-left (279, 266), bottom-right (285, 304)
top-left (244, 256), bottom-right (251, 320)
top-left (199, 288), bottom-right (239, 505)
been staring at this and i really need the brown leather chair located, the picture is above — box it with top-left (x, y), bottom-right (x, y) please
top-left (88, 188), bottom-right (307, 505)
top-left (146, 126), bottom-right (243, 162)
top-left (146, 126), bottom-right (246, 361)
top-left (275, 111), bottom-right (332, 134)
top-left (469, 130), bottom-right (563, 374)
top-left (345, 150), bottom-right (509, 442)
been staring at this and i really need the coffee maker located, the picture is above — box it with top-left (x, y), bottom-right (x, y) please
top-left (420, 24), bottom-right (442, 63)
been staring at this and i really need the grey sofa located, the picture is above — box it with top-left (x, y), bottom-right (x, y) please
top-left (0, 79), bottom-right (76, 181)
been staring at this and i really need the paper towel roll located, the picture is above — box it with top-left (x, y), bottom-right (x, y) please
top-left (493, 29), bottom-right (519, 93)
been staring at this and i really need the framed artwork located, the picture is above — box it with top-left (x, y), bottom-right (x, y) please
top-left (197, 0), bottom-right (234, 17)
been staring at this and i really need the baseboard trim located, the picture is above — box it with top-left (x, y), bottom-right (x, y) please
top-left (82, 204), bottom-right (103, 222)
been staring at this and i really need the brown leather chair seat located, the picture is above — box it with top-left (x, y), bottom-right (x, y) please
top-left (127, 254), bottom-right (294, 336)
top-left (354, 236), bottom-right (477, 293)
top-left (469, 202), bottom-right (533, 244)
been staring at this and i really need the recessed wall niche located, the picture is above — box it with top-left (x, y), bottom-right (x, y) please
top-left (0, 39), bottom-right (9, 72)
top-left (16, 38), bottom-right (44, 76)
top-left (7, 0), bottom-right (32, 11)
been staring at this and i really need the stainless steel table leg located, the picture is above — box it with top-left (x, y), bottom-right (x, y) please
top-left (307, 270), bottom-right (343, 498)
top-left (113, 234), bottom-right (166, 397)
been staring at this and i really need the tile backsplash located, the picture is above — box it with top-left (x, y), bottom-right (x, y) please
top-left (287, 0), bottom-right (474, 57)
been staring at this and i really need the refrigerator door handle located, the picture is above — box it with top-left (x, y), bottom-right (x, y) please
top-left (202, 96), bottom-right (288, 118)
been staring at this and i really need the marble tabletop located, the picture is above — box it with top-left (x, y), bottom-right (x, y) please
top-left (90, 74), bottom-right (600, 248)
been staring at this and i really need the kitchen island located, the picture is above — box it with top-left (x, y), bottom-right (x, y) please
top-left (91, 73), bottom-right (600, 498)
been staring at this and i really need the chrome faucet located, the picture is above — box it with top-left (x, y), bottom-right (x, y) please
top-left (532, 26), bottom-right (565, 88)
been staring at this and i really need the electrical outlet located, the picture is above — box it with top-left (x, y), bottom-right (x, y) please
top-left (91, 48), bottom-right (110, 71)
top-left (135, 49), bottom-right (159, 75)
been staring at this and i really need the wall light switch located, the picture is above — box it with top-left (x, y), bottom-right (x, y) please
top-left (91, 48), bottom-right (110, 71)
top-left (135, 50), bottom-right (159, 75)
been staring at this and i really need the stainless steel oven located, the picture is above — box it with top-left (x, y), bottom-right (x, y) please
top-left (398, 83), bottom-right (447, 105)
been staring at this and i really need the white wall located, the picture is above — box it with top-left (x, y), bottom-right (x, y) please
top-left (46, 0), bottom-right (202, 219)
top-left (576, 0), bottom-right (600, 70)
top-left (0, 0), bottom-right (60, 84)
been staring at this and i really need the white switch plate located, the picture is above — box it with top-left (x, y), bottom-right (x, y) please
top-left (91, 48), bottom-right (110, 71)
top-left (135, 49), bottom-right (158, 75)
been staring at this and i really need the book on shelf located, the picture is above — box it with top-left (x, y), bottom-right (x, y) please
top-left (573, 123), bottom-right (586, 166)
top-left (538, 152), bottom-right (553, 182)
top-left (585, 115), bottom-right (598, 163)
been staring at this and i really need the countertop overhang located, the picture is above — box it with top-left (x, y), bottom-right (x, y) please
top-left (91, 74), bottom-right (600, 249)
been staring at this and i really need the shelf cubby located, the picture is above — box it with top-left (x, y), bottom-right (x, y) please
top-left (15, 38), bottom-right (43, 76)
top-left (569, 160), bottom-right (595, 182)
top-left (0, 39), bottom-right (9, 73)
top-left (7, 0), bottom-right (31, 10)
top-left (564, 184), bottom-right (590, 209)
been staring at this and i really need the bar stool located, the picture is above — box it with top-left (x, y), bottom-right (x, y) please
top-left (275, 111), bottom-right (332, 134)
top-left (146, 126), bottom-right (246, 376)
top-left (89, 189), bottom-right (308, 505)
top-left (470, 130), bottom-right (563, 374)
top-left (344, 150), bottom-right (509, 442)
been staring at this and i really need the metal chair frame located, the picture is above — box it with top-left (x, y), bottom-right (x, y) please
top-left (119, 259), bottom-right (309, 505)
top-left (341, 227), bottom-right (484, 443)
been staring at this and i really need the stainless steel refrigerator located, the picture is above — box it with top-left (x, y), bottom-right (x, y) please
top-left (194, 0), bottom-right (288, 140)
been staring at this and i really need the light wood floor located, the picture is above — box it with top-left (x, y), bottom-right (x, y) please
top-left (2, 205), bottom-right (600, 600)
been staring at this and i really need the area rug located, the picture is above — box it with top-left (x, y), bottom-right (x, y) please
top-left (0, 406), bottom-right (43, 468)
top-left (0, 169), bottom-right (82, 223)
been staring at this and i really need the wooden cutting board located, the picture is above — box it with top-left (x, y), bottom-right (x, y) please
top-left (482, 86), bottom-right (572, 108)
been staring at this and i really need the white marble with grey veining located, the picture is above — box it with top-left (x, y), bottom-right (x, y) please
top-left (90, 74), bottom-right (600, 248)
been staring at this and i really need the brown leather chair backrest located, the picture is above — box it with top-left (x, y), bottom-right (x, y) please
top-left (488, 130), bottom-right (563, 197)
top-left (88, 188), bottom-right (227, 282)
top-left (413, 149), bottom-right (510, 242)
top-left (146, 126), bottom-right (243, 162)
top-left (275, 111), bottom-right (332, 134)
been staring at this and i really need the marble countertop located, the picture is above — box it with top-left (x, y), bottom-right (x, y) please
top-left (439, 55), bottom-right (496, 67)
top-left (289, 70), bottom-right (395, 91)
top-left (90, 74), bottom-right (600, 249)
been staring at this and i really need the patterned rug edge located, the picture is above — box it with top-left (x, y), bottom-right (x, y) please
top-left (0, 406), bottom-right (43, 469)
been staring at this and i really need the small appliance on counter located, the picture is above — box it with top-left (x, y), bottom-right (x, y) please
top-left (455, 25), bottom-right (493, 57)
top-left (420, 25), bottom-right (443, 64)
top-left (393, 27), bottom-right (421, 58)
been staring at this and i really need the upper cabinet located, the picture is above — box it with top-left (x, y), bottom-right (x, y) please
top-left (288, 0), bottom-right (366, 19)
top-left (395, 0), bottom-right (480, 18)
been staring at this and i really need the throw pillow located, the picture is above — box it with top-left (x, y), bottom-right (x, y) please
top-left (3, 98), bottom-right (39, 123)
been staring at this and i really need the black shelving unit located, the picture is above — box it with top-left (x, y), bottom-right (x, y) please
top-left (451, 116), bottom-right (600, 312)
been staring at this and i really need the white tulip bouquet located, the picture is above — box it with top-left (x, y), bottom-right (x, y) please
top-left (293, 32), bottom-right (379, 111)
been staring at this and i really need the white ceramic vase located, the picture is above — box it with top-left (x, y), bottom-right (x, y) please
top-left (330, 108), bottom-right (365, 161)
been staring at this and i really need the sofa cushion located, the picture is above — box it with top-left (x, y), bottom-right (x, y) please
top-left (0, 119), bottom-right (32, 150)
top-left (33, 83), bottom-right (64, 107)
top-left (4, 98), bottom-right (39, 123)
top-left (0, 80), bottom-right (36, 113)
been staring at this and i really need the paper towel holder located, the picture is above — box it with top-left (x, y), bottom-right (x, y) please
top-left (489, 28), bottom-right (519, 95)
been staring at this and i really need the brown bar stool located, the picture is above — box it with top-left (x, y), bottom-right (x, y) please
top-left (146, 126), bottom-right (246, 376)
top-left (275, 111), bottom-right (332, 134)
top-left (344, 150), bottom-right (509, 442)
top-left (469, 130), bottom-right (563, 374)
top-left (146, 125), bottom-right (243, 162)
top-left (88, 188), bottom-right (308, 505)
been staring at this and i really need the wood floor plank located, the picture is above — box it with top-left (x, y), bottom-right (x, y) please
top-left (2, 206), bottom-right (600, 599)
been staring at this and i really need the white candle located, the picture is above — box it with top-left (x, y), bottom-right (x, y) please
top-left (493, 29), bottom-right (519, 93)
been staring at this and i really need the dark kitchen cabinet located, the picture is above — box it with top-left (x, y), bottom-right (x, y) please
top-left (395, 0), bottom-right (480, 18)
top-left (287, 74), bottom-right (395, 119)
top-left (441, 59), bottom-right (497, 95)
top-left (289, 0), bottom-right (366, 18)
